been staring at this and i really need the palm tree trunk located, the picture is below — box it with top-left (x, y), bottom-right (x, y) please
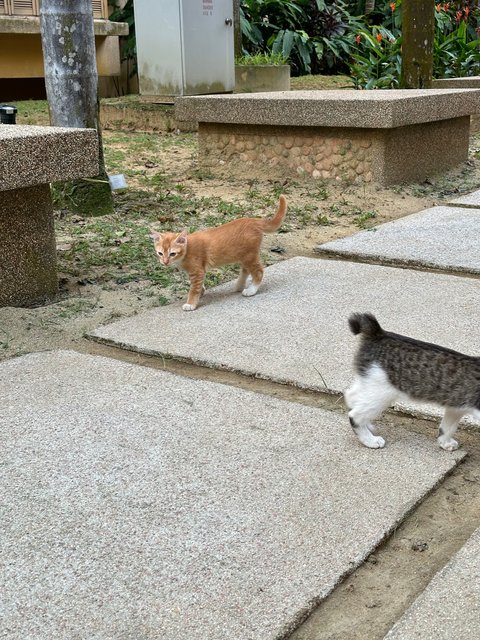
top-left (40, 0), bottom-right (113, 216)
top-left (400, 0), bottom-right (435, 88)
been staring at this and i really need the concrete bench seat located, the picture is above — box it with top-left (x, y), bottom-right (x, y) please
top-left (0, 125), bottom-right (98, 307)
top-left (175, 88), bottom-right (480, 184)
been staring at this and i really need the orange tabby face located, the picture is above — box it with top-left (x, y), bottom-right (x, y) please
top-left (152, 231), bottom-right (187, 266)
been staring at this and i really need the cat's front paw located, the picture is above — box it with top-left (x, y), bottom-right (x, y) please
top-left (438, 437), bottom-right (459, 452)
top-left (364, 434), bottom-right (385, 449)
top-left (182, 303), bottom-right (197, 311)
top-left (242, 284), bottom-right (259, 297)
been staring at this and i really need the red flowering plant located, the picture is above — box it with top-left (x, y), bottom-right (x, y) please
top-left (433, 0), bottom-right (480, 77)
top-left (349, 0), bottom-right (480, 87)
top-left (349, 0), bottom-right (401, 89)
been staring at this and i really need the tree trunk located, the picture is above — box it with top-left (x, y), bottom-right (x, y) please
top-left (233, 0), bottom-right (242, 58)
top-left (400, 0), bottom-right (435, 89)
top-left (40, 0), bottom-right (113, 216)
top-left (365, 1), bottom-right (375, 14)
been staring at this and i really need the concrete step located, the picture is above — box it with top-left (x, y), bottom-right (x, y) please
top-left (385, 527), bottom-right (480, 639)
top-left (315, 206), bottom-right (480, 275)
top-left (0, 351), bottom-right (465, 640)
top-left (90, 257), bottom-right (480, 429)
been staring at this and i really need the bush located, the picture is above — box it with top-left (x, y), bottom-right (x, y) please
top-left (240, 0), bottom-right (364, 75)
top-left (349, 0), bottom-right (480, 88)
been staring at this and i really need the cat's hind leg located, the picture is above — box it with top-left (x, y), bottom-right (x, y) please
top-left (345, 365), bottom-right (398, 449)
top-left (242, 261), bottom-right (264, 297)
top-left (437, 407), bottom-right (465, 451)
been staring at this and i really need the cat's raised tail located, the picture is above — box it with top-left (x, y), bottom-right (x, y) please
top-left (261, 194), bottom-right (287, 233)
top-left (348, 313), bottom-right (383, 338)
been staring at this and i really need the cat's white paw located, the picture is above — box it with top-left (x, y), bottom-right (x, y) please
top-left (438, 437), bottom-right (459, 452)
top-left (363, 434), bottom-right (385, 449)
top-left (242, 284), bottom-right (259, 297)
top-left (182, 303), bottom-right (197, 311)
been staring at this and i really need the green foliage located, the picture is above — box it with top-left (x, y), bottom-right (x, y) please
top-left (349, 0), bottom-right (480, 87)
top-left (350, 25), bottom-right (401, 89)
top-left (433, 6), bottom-right (480, 78)
top-left (107, 0), bottom-right (480, 87)
top-left (109, 0), bottom-right (136, 66)
top-left (235, 52), bottom-right (288, 65)
top-left (240, 0), bottom-right (363, 75)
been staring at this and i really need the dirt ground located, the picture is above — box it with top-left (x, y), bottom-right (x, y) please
top-left (3, 121), bottom-right (480, 639)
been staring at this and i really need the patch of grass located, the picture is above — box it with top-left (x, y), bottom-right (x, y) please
top-left (236, 52), bottom-right (287, 66)
top-left (0, 327), bottom-right (11, 350)
top-left (55, 299), bottom-right (98, 319)
top-left (353, 210), bottom-right (377, 228)
top-left (105, 148), bottom-right (128, 172)
top-left (316, 214), bottom-right (333, 225)
top-left (14, 100), bottom-right (50, 126)
top-left (204, 266), bottom-right (239, 288)
top-left (288, 203), bottom-right (318, 226)
top-left (217, 200), bottom-right (247, 217)
top-left (290, 74), bottom-right (354, 90)
top-left (311, 186), bottom-right (329, 200)
top-left (271, 182), bottom-right (291, 197)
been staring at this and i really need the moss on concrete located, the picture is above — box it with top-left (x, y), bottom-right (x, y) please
top-left (53, 177), bottom-right (114, 217)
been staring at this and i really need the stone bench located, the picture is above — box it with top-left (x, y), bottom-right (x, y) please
top-left (0, 125), bottom-right (98, 307)
top-left (433, 77), bottom-right (480, 132)
top-left (175, 88), bottom-right (480, 185)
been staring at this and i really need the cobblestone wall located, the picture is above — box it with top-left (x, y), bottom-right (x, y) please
top-left (198, 124), bottom-right (380, 183)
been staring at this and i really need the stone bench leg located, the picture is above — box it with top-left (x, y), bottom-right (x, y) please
top-left (0, 185), bottom-right (57, 307)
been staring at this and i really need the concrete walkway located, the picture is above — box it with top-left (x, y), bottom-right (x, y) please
top-left (315, 206), bottom-right (480, 274)
top-left (385, 527), bottom-right (480, 639)
top-left (90, 257), bottom-right (480, 427)
top-left (1, 351), bottom-right (464, 640)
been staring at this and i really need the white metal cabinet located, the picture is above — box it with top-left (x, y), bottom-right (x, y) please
top-left (133, 0), bottom-right (234, 96)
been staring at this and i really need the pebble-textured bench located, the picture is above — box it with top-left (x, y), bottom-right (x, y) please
top-left (175, 88), bottom-right (480, 185)
top-left (0, 125), bottom-right (98, 307)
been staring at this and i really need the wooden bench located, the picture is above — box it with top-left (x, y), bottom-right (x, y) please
top-left (175, 88), bottom-right (480, 185)
top-left (0, 125), bottom-right (98, 307)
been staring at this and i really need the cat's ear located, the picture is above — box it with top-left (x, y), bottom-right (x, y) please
top-left (150, 231), bottom-right (162, 242)
top-left (175, 230), bottom-right (188, 245)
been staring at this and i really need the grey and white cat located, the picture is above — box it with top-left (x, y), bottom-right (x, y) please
top-left (345, 313), bottom-right (480, 451)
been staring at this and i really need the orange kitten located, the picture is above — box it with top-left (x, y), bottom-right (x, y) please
top-left (152, 195), bottom-right (287, 311)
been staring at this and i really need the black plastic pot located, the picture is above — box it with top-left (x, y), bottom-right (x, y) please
top-left (0, 105), bottom-right (17, 124)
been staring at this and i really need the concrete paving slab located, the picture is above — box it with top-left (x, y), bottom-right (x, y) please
top-left (90, 257), bottom-right (480, 426)
top-left (0, 351), bottom-right (465, 640)
top-left (315, 207), bottom-right (480, 274)
top-left (447, 188), bottom-right (480, 208)
top-left (385, 527), bottom-right (480, 639)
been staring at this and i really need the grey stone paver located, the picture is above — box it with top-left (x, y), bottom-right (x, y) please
top-left (385, 527), bottom-right (480, 640)
top-left (0, 351), bottom-right (465, 640)
top-left (447, 188), bottom-right (480, 208)
top-left (90, 257), bottom-right (480, 426)
top-left (315, 206), bottom-right (480, 274)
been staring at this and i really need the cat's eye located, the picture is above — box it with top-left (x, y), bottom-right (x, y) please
top-left (157, 250), bottom-right (163, 256)
top-left (169, 251), bottom-right (177, 257)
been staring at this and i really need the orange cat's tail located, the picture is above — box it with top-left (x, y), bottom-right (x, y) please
top-left (261, 195), bottom-right (287, 233)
